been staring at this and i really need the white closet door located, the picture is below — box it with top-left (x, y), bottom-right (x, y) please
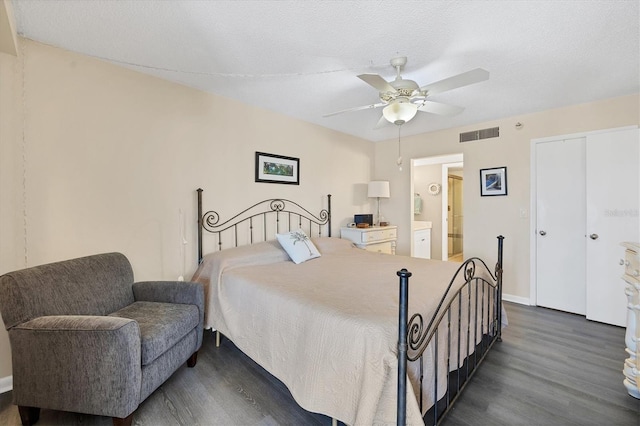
top-left (536, 138), bottom-right (586, 314)
top-left (585, 128), bottom-right (639, 326)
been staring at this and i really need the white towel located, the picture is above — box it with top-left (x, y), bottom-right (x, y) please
top-left (414, 195), bottom-right (422, 214)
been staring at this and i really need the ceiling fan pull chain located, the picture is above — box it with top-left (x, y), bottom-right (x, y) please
top-left (397, 125), bottom-right (403, 171)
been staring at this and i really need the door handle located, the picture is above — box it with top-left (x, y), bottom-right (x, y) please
top-left (589, 233), bottom-right (599, 240)
top-left (539, 230), bottom-right (546, 236)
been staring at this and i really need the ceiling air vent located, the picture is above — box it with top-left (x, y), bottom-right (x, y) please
top-left (459, 127), bottom-right (500, 143)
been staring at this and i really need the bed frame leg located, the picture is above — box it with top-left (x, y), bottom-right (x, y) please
top-left (496, 235), bottom-right (504, 342)
top-left (216, 330), bottom-right (221, 347)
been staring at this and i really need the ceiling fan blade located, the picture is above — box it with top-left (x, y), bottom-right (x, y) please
top-left (416, 100), bottom-right (465, 116)
top-left (357, 74), bottom-right (397, 93)
top-left (323, 102), bottom-right (386, 117)
top-left (374, 114), bottom-right (390, 129)
top-left (419, 68), bottom-right (489, 95)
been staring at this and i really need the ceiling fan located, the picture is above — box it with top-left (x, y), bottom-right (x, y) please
top-left (324, 57), bottom-right (489, 128)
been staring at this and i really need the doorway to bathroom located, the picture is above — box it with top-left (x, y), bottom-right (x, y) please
top-left (411, 154), bottom-right (463, 261)
top-left (446, 167), bottom-right (464, 262)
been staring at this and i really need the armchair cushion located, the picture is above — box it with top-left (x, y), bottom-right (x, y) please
top-left (133, 281), bottom-right (205, 350)
top-left (110, 301), bottom-right (199, 365)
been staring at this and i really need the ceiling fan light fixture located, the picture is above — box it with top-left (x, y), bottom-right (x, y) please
top-left (383, 101), bottom-right (418, 125)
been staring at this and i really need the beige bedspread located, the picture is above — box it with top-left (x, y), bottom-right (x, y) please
top-left (191, 237), bottom-right (496, 425)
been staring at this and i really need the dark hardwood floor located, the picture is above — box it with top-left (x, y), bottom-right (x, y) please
top-left (441, 303), bottom-right (639, 426)
top-left (0, 302), bottom-right (638, 425)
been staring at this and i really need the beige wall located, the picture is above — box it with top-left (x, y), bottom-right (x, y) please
top-left (0, 39), bottom-right (374, 381)
top-left (413, 164), bottom-right (443, 259)
top-left (0, 0), bottom-right (17, 56)
top-left (374, 93), bottom-right (640, 303)
top-left (0, 52), bottom-right (18, 388)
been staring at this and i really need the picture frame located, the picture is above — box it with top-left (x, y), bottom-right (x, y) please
top-left (479, 166), bottom-right (508, 196)
top-left (255, 151), bottom-right (300, 185)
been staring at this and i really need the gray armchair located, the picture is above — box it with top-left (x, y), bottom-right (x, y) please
top-left (0, 252), bottom-right (204, 426)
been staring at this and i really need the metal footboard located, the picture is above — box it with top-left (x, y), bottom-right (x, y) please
top-left (397, 235), bottom-right (504, 426)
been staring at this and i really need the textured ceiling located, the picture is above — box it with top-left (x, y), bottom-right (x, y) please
top-left (11, 0), bottom-right (640, 142)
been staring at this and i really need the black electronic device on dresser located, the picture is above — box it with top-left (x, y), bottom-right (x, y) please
top-left (354, 214), bottom-right (373, 226)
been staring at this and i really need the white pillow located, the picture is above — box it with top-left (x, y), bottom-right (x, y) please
top-left (276, 229), bottom-right (321, 264)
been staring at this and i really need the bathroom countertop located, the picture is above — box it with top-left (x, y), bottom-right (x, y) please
top-left (413, 221), bottom-right (432, 231)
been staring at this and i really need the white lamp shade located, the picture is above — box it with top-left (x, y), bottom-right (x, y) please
top-left (383, 101), bottom-right (418, 125)
top-left (368, 181), bottom-right (390, 198)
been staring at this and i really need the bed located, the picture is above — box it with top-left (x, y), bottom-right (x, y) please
top-left (191, 188), bottom-right (503, 425)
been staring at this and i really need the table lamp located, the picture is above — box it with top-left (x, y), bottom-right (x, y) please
top-left (368, 181), bottom-right (390, 226)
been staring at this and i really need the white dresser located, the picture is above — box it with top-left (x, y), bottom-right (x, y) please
top-left (622, 242), bottom-right (640, 399)
top-left (340, 225), bottom-right (397, 254)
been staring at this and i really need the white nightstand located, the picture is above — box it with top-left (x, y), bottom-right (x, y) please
top-left (340, 225), bottom-right (397, 254)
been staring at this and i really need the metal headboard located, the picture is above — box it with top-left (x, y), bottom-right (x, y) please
top-left (196, 188), bottom-right (331, 264)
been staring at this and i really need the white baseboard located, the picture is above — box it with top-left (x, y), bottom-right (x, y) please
top-left (0, 375), bottom-right (12, 394)
top-left (503, 293), bottom-right (531, 306)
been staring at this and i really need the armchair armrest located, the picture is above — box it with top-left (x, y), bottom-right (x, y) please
top-left (133, 281), bottom-right (203, 306)
top-left (133, 281), bottom-right (205, 349)
top-left (9, 315), bottom-right (142, 418)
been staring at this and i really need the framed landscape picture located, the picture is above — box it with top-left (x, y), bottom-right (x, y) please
top-left (480, 166), bottom-right (507, 196)
top-left (255, 152), bottom-right (300, 185)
